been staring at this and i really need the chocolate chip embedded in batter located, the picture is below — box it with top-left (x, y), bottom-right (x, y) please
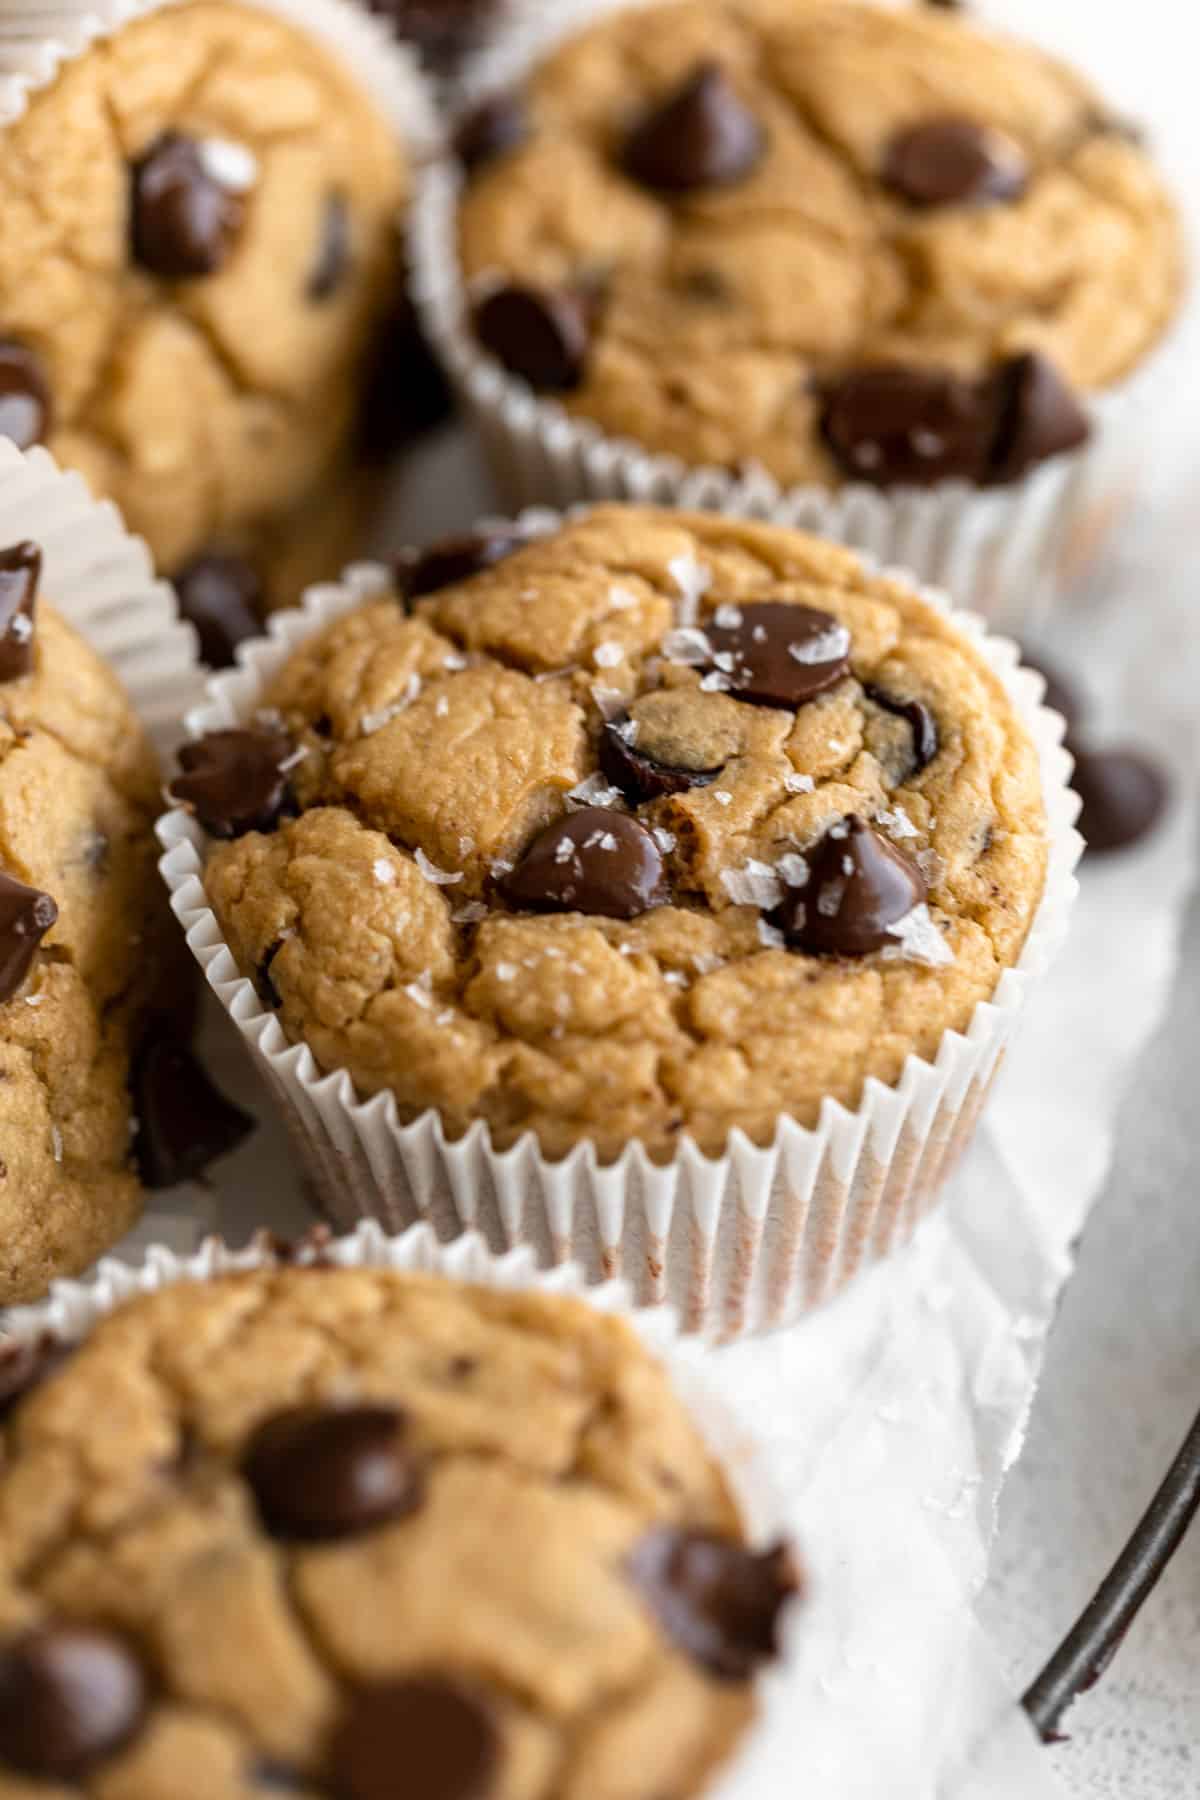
top-left (1072, 745), bottom-right (1169, 854)
top-left (454, 91), bottom-right (529, 173)
top-left (882, 117), bottom-right (1028, 208)
top-left (501, 808), bottom-right (669, 920)
top-left (703, 601), bottom-right (850, 711)
top-left (174, 551), bottom-right (264, 670)
top-left (0, 868), bottom-right (57, 1005)
top-left (397, 526), bottom-right (526, 604)
top-left (0, 1624), bottom-right (149, 1778)
top-left (474, 283), bottom-right (592, 391)
top-left (329, 1678), bottom-right (500, 1800)
top-left (864, 685), bottom-right (939, 772)
top-left (780, 817), bottom-right (926, 957)
top-left (622, 62), bottom-right (765, 193)
top-left (242, 1404), bottom-right (423, 1541)
top-left (818, 365), bottom-right (997, 486)
top-left (307, 191), bottom-right (352, 302)
top-left (131, 1033), bottom-right (255, 1189)
top-left (0, 541), bottom-right (41, 682)
top-left (0, 341), bottom-right (51, 449)
top-left (170, 726), bottom-right (296, 839)
top-left (131, 131), bottom-right (255, 279)
top-left (599, 715), bottom-right (722, 804)
top-left (986, 351), bottom-right (1091, 484)
top-left (627, 1528), bottom-right (799, 1682)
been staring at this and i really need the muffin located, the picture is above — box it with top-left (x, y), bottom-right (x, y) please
top-left (0, 1263), bottom-right (797, 1796)
top-left (160, 505), bottom-right (1078, 1330)
top-left (417, 0), bottom-right (1184, 622)
top-left (0, 0), bottom-right (414, 610)
top-left (0, 543), bottom-right (171, 1302)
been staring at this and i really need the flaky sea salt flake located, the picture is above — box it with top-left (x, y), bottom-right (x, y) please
top-left (882, 904), bottom-right (954, 968)
top-left (414, 848), bottom-right (462, 886)
top-left (721, 860), bottom-right (783, 910)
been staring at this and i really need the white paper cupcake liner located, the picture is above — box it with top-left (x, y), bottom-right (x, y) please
top-left (157, 509), bottom-right (1082, 1339)
top-left (0, 0), bottom-right (441, 155)
top-left (0, 1218), bottom-right (807, 1800)
top-left (413, 0), bottom-right (1181, 634)
top-left (0, 439), bottom-right (203, 754)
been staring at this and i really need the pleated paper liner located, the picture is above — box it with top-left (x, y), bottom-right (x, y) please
top-left (157, 510), bottom-right (1082, 1339)
top-left (412, 0), bottom-right (1183, 634)
top-left (0, 1218), bottom-right (809, 1800)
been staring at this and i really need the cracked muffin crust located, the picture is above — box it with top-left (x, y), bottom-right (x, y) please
top-left (191, 506), bottom-right (1049, 1164)
top-left (0, 1266), bottom-right (796, 1797)
top-left (0, 549), bottom-right (169, 1302)
top-left (0, 1), bottom-right (406, 575)
top-left (455, 0), bottom-right (1183, 490)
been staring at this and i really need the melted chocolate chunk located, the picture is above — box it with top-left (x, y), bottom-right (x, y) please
top-left (170, 726), bottom-right (295, 839)
top-left (308, 192), bottom-right (352, 302)
top-left (623, 62), bottom-right (765, 193)
top-left (242, 1404), bottom-right (423, 1541)
top-left (0, 541), bottom-right (40, 682)
top-left (132, 1033), bottom-right (255, 1189)
top-left (359, 280), bottom-right (455, 455)
top-left (329, 1678), bottom-right (499, 1800)
top-left (987, 351), bottom-right (1092, 483)
top-left (0, 1624), bottom-right (148, 1778)
top-left (704, 601), bottom-right (851, 710)
top-left (780, 817), bottom-right (926, 957)
top-left (0, 868), bottom-right (57, 1004)
top-left (397, 527), bottom-right (525, 604)
top-left (131, 132), bottom-right (250, 279)
top-left (864, 685), bottom-right (939, 772)
top-left (474, 283), bottom-right (592, 391)
top-left (174, 551), bottom-right (263, 670)
top-left (0, 1335), bottom-right (72, 1424)
top-left (501, 808), bottom-right (668, 920)
top-left (882, 117), bottom-right (1027, 208)
top-left (0, 341), bottom-right (51, 449)
top-left (599, 715), bottom-right (722, 804)
top-left (627, 1528), bottom-right (799, 1682)
top-left (1073, 746), bottom-right (1169, 854)
top-left (455, 92), bottom-right (529, 173)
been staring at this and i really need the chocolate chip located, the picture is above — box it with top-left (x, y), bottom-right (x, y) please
top-left (170, 726), bottom-right (295, 838)
top-left (0, 868), bottom-right (57, 1004)
top-left (780, 817), bottom-right (927, 957)
top-left (623, 62), bottom-right (765, 193)
top-left (131, 132), bottom-right (251, 279)
top-left (0, 342), bottom-right (51, 449)
top-left (329, 1678), bottom-right (499, 1800)
top-left (359, 280), bottom-right (455, 455)
top-left (1073, 746), bottom-right (1169, 854)
top-left (132, 1033), bottom-right (255, 1189)
top-left (0, 1335), bottom-right (72, 1424)
top-left (242, 1404), bottom-right (423, 1540)
top-left (308, 192), bottom-right (352, 303)
top-left (174, 551), bottom-right (263, 669)
top-left (819, 365), bottom-right (998, 486)
top-left (703, 602), bottom-right (851, 711)
top-left (0, 1624), bottom-right (148, 1778)
top-left (882, 117), bottom-right (1027, 208)
top-left (864, 686), bottom-right (939, 772)
top-left (987, 351), bottom-right (1092, 484)
top-left (368, 0), bottom-right (491, 69)
top-left (397, 527), bottom-right (525, 604)
top-left (455, 92), bottom-right (528, 173)
top-left (501, 808), bottom-right (668, 920)
top-left (474, 284), bottom-right (592, 391)
top-left (0, 541), bottom-right (40, 682)
top-left (599, 716), bottom-right (722, 804)
top-left (627, 1529), bottom-right (799, 1682)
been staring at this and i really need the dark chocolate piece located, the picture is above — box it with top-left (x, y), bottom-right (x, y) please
top-left (131, 132), bottom-right (251, 279)
top-left (0, 342), bottom-right (51, 449)
top-left (864, 685), bottom-right (939, 773)
top-left (882, 117), bottom-right (1027, 208)
top-left (307, 192), bottom-right (352, 302)
top-left (0, 1624), bottom-right (148, 1778)
top-left (623, 62), bottom-right (765, 193)
top-left (242, 1404), bottom-right (423, 1540)
top-left (627, 1528), bottom-right (799, 1681)
top-left (174, 551), bottom-right (263, 670)
top-left (454, 92), bottom-right (529, 173)
top-left (329, 1678), bottom-right (499, 1800)
top-left (0, 541), bottom-right (40, 682)
top-left (0, 868), bottom-right (57, 1004)
top-left (1073, 746), bottom-right (1169, 854)
top-left (397, 527), bottom-right (525, 604)
top-left (170, 726), bottom-right (295, 839)
top-left (474, 283), bottom-right (592, 391)
top-left (703, 601), bottom-right (851, 710)
top-left (599, 715), bottom-right (722, 804)
top-left (501, 808), bottom-right (669, 920)
top-left (132, 1034), bottom-right (255, 1189)
top-left (780, 816), bottom-right (926, 957)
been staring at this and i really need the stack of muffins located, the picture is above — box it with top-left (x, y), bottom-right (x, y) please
top-left (0, 0), bottom-right (1184, 1790)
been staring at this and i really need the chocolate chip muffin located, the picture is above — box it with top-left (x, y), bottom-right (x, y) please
top-left (0, 1), bottom-right (408, 584)
top-left (0, 545), bottom-right (171, 1302)
top-left (454, 0), bottom-right (1183, 490)
top-left (0, 1265), bottom-right (796, 1796)
top-left (181, 505), bottom-right (1049, 1164)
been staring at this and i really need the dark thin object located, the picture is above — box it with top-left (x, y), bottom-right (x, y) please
top-left (1022, 1400), bottom-right (1200, 1742)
